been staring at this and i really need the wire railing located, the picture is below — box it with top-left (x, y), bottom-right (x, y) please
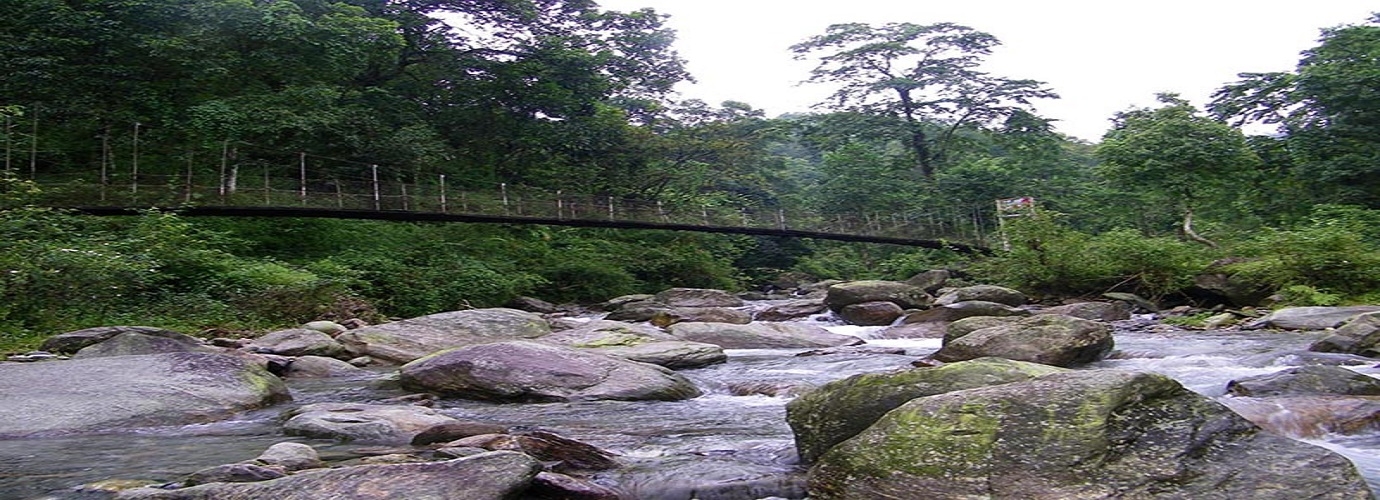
top-left (7, 169), bottom-right (993, 248)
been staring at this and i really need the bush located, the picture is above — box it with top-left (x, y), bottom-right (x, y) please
top-left (969, 215), bottom-right (1210, 299)
top-left (1224, 211), bottom-right (1380, 302)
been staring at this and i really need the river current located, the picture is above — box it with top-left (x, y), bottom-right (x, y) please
top-left (3, 313), bottom-right (1380, 499)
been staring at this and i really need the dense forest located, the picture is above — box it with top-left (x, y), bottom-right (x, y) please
top-left (1, 1), bottom-right (1378, 349)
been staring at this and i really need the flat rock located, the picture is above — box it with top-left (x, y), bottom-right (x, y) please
top-left (667, 322), bottom-right (863, 349)
top-left (0, 352), bottom-right (289, 437)
top-left (335, 308), bottom-right (551, 364)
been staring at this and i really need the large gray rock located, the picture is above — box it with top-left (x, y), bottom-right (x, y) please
top-left (931, 314), bottom-right (1114, 367)
top-left (903, 269), bottom-right (950, 293)
top-left (252, 442), bottom-right (322, 472)
top-left (787, 358), bottom-right (1064, 463)
top-left (40, 326), bottom-right (199, 354)
top-left (899, 300), bottom-right (1029, 324)
top-left (399, 341), bottom-right (702, 402)
top-left (753, 299), bottom-right (828, 321)
top-left (934, 284), bottom-right (1027, 307)
top-left (1227, 365), bottom-right (1380, 397)
top-left (667, 322), bottom-right (863, 349)
top-left (1245, 306), bottom-right (1380, 331)
top-left (837, 301), bottom-right (904, 326)
top-left (335, 308), bottom-right (551, 364)
top-left (1036, 301), bottom-right (1132, 321)
top-left (283, 403), bottom-right (459, 444)
top-left (653, 287), bottom-right (744, 308)
top-left (824, 281), bottom-right (931, 311)
top-left (0, 352), bottom-right (289, 437)
top-left (808, 370), bottom-right (1372, 499)
top-left (583, 341), bottom-right (727, 369)
top-left (1310, 312), bottom-right (1380, 356)
top-left (72, 331), bottom-right (214, 359)
top-left (244, 329), bottom-right (346, 358)
top-left (114, 451), bottom-right (542, 500)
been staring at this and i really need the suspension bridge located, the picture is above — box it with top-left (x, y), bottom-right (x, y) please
top-left (3, 167), bottom-right (994, 253)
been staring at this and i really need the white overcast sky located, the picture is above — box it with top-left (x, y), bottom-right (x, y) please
top-left (595, 0), bottom-right (1375, 142)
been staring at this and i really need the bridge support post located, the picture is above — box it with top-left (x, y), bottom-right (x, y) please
top-left (439, 174), bottom-right (447, 213)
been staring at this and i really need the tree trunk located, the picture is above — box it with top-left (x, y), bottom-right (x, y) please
top-left (1180, 207), bottom-right (1217, 248)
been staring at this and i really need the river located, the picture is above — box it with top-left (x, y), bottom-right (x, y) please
top-left (2, 315), bottom-right (1379, 499)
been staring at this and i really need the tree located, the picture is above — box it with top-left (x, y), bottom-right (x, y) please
top-left (1096, 94), bottom-right (1259, 247)
top-left (790, 22), bottom-right (1057, 177)
top-left (1210, 14), bottom-right (1380, 207)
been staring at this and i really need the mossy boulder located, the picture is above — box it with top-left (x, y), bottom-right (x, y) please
top-left (824, 280), bottom-right (932, 311)
top-left (808, 370), bottom-right (1372, 499)
top-left (931, 314), bottom-right (1113, 367)
top-left (786, 357), bottom-right (1065, 463)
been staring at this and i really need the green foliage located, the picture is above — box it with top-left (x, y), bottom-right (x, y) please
top-left (969, 216), bottom-right (1209, 299)
top-left (1223, 206), bottom-right (1380, 301)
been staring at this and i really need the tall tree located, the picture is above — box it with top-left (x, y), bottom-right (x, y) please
top-left (1210, 14), bottom-right (1380, 207)
top-left (790, 22), bottom-right (1057, 177)
top-left (1097, 94), bottom-right (1259, 247)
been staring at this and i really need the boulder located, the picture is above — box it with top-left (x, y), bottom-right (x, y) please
top-left (301, 321), bottom-right (347, 336)
top-left (411, 421), bottom-right (511, 446)
top-left (0, 352), bottom-right (289, 437)
top-left (335, 308), bottom-right (551, 364)
top-left (282, 403), bottom-right (459, 444)
top-left (786, 357), bottom-right (1064, 463)
top-left (651, 307), bottom-right (752, 326)
top-left (1103, 292), bottom-right (1160, 312)
top-left (1244, 306), bottom-right (1380, 331)
top-left (753, 299), bottom-right (829, 321)
top-left (837, 301), bottom-right (904, 326)
top-left (1310, 312), bottom-right (1380, 356)
top-left (71, 331), bottom-right (213, 359)
top-left (931, 314), bottom-right (1114, 367)
top-left (398, 341), bottom-right (702, 402)
top-left (934, 285), bottom-right (1026, 307)
top-left (530, 472), bottom-right (622, 500)
top-left (583, 340), bottom-right (727, 369)
top-left (243, 329), bottom-right (346, 358)
top-left (1036, 301), bottom-right (1132, 321)
top-left (543, 319), bottom-right (677, 344)
top-left (653, 287), bottom-right (744, 308)
top-left (824, 281), bottom-right (931, 311)
top-left (943, 316), bottom-right (1023, 344)
top-left (505, 296), bottom-right (559, 314)
top-left (667, 322), bottom-right (863, 349)
top-left (601, 302), bottom-right (675, 322)
top-left (900, 300), bottom-right (1029, 324)
top-left (40, 326), bottom-right (200, 354)
top-left (282, 356), bottom-right (373, 378)
top-left (1226, 365), bottom-right (1380, 397)
top-left (875, 322), bottom-right (949, 339)
top-left (252, 442), bottom-right (322, 472)
top-left (114, 451), bottom-right (542, 500)
top-left (446, 430), bottom-right (620, 471)
top-left (903, 269), bottom-right (950, 293)
top-left (808, 370), bottom-right (1372, 499)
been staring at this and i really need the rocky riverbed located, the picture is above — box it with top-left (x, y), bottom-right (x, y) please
top-left (3, 282), bottom-right (1380, 499)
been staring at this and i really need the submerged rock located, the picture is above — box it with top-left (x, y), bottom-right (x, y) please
top-left (808, 370), bottom-right (1373, 499)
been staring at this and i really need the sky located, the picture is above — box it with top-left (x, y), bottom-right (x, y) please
top-left (595, 0), bottom-right (1376, 142)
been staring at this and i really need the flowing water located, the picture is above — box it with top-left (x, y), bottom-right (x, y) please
top-left (4, 315), bottom-right (1380, 499)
